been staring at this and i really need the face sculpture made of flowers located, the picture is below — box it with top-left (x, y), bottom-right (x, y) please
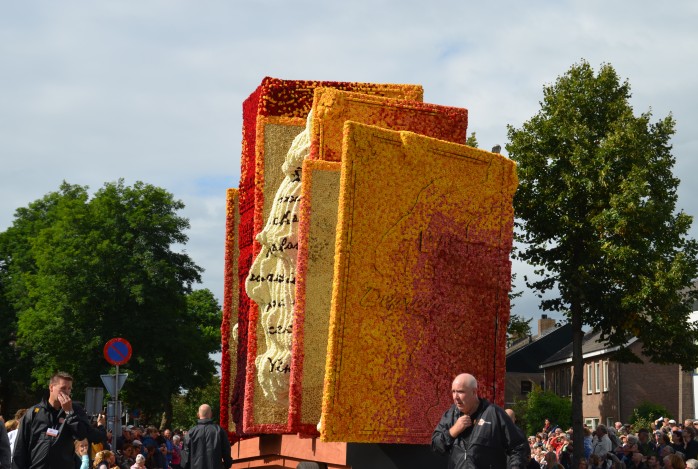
top-left (245, 112), bottom-right (312, 409)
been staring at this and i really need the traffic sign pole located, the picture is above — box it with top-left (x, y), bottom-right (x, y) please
top-left (102, 338), bottom-right (132, 438)
top-left (115, 364), bottom-right (119, 437)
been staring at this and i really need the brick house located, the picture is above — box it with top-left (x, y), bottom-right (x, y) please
top-left (540, 330), bottom-right (695, 427)
top-left (505, 315), bottom-right (573, 407)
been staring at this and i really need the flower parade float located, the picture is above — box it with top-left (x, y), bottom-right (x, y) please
top-left (220, 77), bottom-right (517, 468)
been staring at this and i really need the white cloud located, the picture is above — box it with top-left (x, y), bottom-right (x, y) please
top-left (2, 0), bottom-right (697, 324)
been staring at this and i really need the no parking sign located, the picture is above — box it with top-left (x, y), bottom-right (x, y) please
top-left (103, 338), bottom-right (132, 366)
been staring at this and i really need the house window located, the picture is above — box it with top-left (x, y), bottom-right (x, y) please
top-left (587, 363), bottom-right (593, 394)
top-left (607, 417), bottom-right (615, 427)
top-left (585, 418), bottom-right (600, 429)
top-left (521, 380), bottom-right (532, 395)
top-left (603, 360), bottom-right (609, 392)
top-left (595, 362), bottom-right (601, 393)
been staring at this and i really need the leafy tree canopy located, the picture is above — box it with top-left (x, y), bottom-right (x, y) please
top-left (507, 313), bottom-right (532, 340)
top-left (508, 60), bottom-right (698, 462)
top-left (508, 60), bottom-right (698, 368)
top-left (171, 375), bottom-right (221, 431)
top-left (514, 385), bottom-right (572, 437)
top-left (0, 180), bottom-right (220, 421)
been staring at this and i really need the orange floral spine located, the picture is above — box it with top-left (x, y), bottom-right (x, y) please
top-left (227, 84), bottom-right (262, 440)
top-left (220, 188), bottom-right (239, 440)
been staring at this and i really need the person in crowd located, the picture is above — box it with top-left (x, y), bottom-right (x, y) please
top-left (87, 414), bottom-right (109, 460)
top-left (117, 443), bottom-right (136, 469)
top-left (618, 434), bottom-right (640, 464)
top-left (526, 451), bottom-right (542, 469)
top-left (144, 443), bottom-right (163, 469)
top-left (548, 428), bottom-right (565, 458)
top-left (529, 436), bottom-right (538, 450)
top-left (608, 426), bottom-right (622, 450)
top-left (638, 429), bottom-right (657, 458)
top-left (583, 427), bottom-right (594, 460)
top-left (182, 404), bottom-right (232, 469)
top-left (605, 450), bottom-right (624, 469)
top-left (543, 419), bottom-right (554, 435)
top-left (656, 431), bottom-right (667, 445)
top-left (131, 429), bottom-right (144, 445)
top-left (685, 460), bottom-right (698, 469)
top-left (158, 443), bottom-right (168, 469)
top-left (659, 444), bottom-right (676, 462)
top-left (544, 451), bottom-right (564, 469)
top-left (74, 439), bottom-right (90, 469)
top-left (627, 451), bottom-right (648, 469)
top-left (589, 453), bottom-right (604, 469)
top-left (141, 428), bottom-right (159, 452)
top-left (131, 440), bottom-right (144, 458)
top-left (130, 454), bottom-right (145, 469)
top-left (558, 435), bottom-right (573, 469)
top-left (665, 453), bottom-right (685, 469)
top-left (115, 426), bottom-right (131, 452)
top-left (8, 409), bottom-right (27, 458)
top-left (532, 445), bottom-right (545, 466)
top-left (647, 454), bottom-right (661, 469)
top-left (1, 417), bottom-right (11, 469)
top-left (141, 428), bottom-right (165, 469)
top-left (12, 372), bottom-right (91, 469)
top-left (431, 373), bottom-right (528, 469)
top-left (169, 436), bottom-right (182, 469)
top-left (658, 433), bottom-right (674, 457)
top-left (679, 427), bottom-right (698, 460)
top-left (672, 430), bottom-right (685, 452)
top-left (162, 430), bottom-right (174, 469)
top-left (592, 424), bottom-right (614, 463)
top-left (93, 450), bottom-right (114, 469)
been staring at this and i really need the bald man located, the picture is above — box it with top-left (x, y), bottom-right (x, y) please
top-left (181, 405), bottom-right (233, 469)
top-left (431, 373), bottom-right (528, 469)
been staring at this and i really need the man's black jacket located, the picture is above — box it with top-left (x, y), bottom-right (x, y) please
top-left (432, 398), bottom-right (528, 469)
top-left (12, 399), bottom-right (91, 469)
top-left (182, 419), bottom-right (232, 469)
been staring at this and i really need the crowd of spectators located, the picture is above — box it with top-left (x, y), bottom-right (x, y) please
top-left (3, 409), bottom-right (185, 469)
top-left (527, 417), bottom-right (698, 469)
top-left (82, 424), bottom-right (184, 469)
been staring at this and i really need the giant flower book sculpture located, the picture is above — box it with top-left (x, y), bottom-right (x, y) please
top-left (221, 77), bottom-right (517, 447)
top-left (288, 87), bottom-right (469, 435)
top-left (320, 122), bottom-right (518, 444)
top-left (231, 77), bottom-right (423, 435)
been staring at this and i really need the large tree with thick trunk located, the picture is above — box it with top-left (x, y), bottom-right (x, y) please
top-left (0, 180), bottom-right (220, 423)
top-left (507, 60), bottom-right (698, 463)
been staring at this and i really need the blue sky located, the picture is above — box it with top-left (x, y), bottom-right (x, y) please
top-left (2, 1), bottom-right (697, 328)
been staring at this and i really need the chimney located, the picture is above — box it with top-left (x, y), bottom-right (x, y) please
top-left (538, 314), bottom-right (556, 337)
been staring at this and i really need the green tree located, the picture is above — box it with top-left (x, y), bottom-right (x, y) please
top-left (514, 385), bottom-right (571, 437)
top-left (507, 313), bottom-right (532, 341)
top-left (0, 180), bottom-right (220, 423)
top-left (466, 132), bottom-right (478, 148)
top-left (171, 375), bottom-right (221, 430)
top-left (507, 61), bottom-right (698, 462)
top-left (628, 401), bottom-right (672, 430)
